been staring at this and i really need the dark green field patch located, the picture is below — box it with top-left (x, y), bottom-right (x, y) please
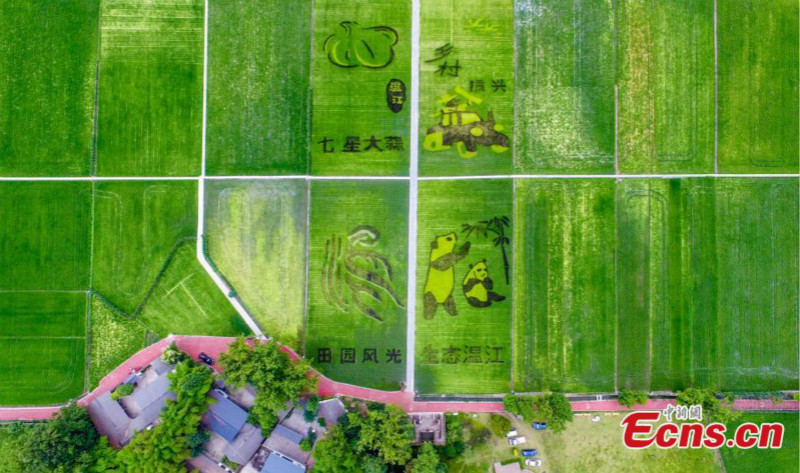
top-left (96, 0), bottom-right (203, 176)
top-left (0, 0), bottom-right (98, 176)
top-left (418, 0), bottom-right (515, 176)
top-left (616, 0), bottom-right (714, 173)
top-left (307, 180), bottom-right (408, 390)
top-left (515, 0), bottom-right (616, 174)
top-left (93, 181), bottom-right (197, 313)
top-left (206, 0), bottom-right (311, 175)
top-left (416, 180), bottom-right (512, 394)
top-left (205, 180), bottom-right (308, 350)
top-left (718, 0), bottom-right (799, 173)
top-left (0, 182), bottom-right (91, 291)
top-left (311, 0), bottom-right (411, 176)
top-left (720, 413), bottom-right (799, 473)
top-left (513, 179), bottom-right (616, 392)
top-left (0, 292), bottom-right (87, 405)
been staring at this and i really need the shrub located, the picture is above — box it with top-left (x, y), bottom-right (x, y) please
top-left (300, 438), bottom-right (313, 452)
top-left (618, 388), bottom-right (648, 408)
top-left (111, 383), bottom-right (135, 401)
top-left (489, 414), bottom-right (512, 437)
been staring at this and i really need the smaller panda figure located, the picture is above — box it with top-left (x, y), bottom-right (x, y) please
top-left (462, 260), bottom-right (506, 308)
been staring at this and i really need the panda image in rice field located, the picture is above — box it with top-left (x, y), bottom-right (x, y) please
top-left (461, 260), bottom-right (505, 308)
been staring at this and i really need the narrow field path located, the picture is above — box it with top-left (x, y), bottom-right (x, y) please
top-left (1, 336), bottom-right (796, 421)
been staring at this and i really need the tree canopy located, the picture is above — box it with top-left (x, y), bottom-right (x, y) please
top-left (20, 403), bottom-right (99, 472)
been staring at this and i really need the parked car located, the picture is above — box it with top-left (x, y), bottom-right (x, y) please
top-left (199, 352), bottom-right (214, 365)
top-left (532, 422), bottom-right (547, 430)
top-left (506, 429), bottom-right (519, 438)
top-left (508, 436), bottom-right (527, 446)
top-left (521, 449), bottom-right (538, 457)
top-left (525, 458), bottom-right (542, 467)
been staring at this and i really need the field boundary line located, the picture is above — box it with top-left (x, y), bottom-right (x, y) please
top-left (405, 0), bottom-right (421, 394)
top-left (194, 0), bottom-right (263, 338)
top-left (713, 0), bottom-right (719, 174)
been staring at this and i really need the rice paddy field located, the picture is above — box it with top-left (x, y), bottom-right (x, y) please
top-left (204, 180), bottom-right (308, 349)
top-left (306, 180), bottom-right (409, 390)
top-left (206, 0), bottom-right (311, 175)
top-left (415, 180), bottom-right (513, 394)
top-left (96, 0), bottom-right (203, 176)
top-left (310, 0), bottom-right (411, 176)
top-left (0, 293), bottom-right (87, 405)
top-left (418, 0), bottom-right (515, 176)
top-left (0, 0), bottom-right (98, 177)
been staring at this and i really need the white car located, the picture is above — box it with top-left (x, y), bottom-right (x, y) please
top-left (506, 429), bottom-right (518, 438)
top-left (525, 458), bottom-right (542, 467)
top-left (508, 436), bottom-right (527, 446)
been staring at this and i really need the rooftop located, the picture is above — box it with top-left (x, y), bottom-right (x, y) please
top-left (260, 453), bottom-right (306, 473)
top-left (203, 389), bottom-right (249, 442)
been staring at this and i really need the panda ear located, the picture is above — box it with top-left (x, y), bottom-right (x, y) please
top-left (469, 264), bottom-right (473, 269)
top-left (482, 258), bottom-right (486, 263)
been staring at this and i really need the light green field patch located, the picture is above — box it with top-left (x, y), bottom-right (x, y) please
top-left (718, 0), bottom-right (799, 173)
top-left (96, 0), bottom-right (203, 176)
top-left (616, 0), bottom-right (714, 173)
top-left (720, 413), bottom-right (799, 473)
top-left (616, 178), bottom-right (799, 392)
top-left (419, 0), bottom-right (514, 176)
top-left (206, 0), bottom-right (311, 175)
top-left (416, 180), bottom-right (512, 394)
top-left (515, 0), bottom-right (615, 174)
top-left (137, 242), bottom-right (250, 337)
top-left (514, 179), bottom-right (616, 393)
top-left (0, 0), bottom-right (98, 176)
top-left (311, 0), bottom-right (410, 176)
top-left (88, 295), bottom-right (150, 389)
top-left (93, 181), bottom-right (197, 313)
top-left (204, 180), bottom-right (308, 350)
top-left (307, 180), bottom-right (408, 390)
top-left (0, 182), bottom-right (91, 291)
top-left (0, 292), bottom-right (87, 406)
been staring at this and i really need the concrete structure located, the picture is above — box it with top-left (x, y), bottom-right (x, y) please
top-left (411, 413), bottom-right (446, 445)
top-left (87, 359), bottom-right (175, 446)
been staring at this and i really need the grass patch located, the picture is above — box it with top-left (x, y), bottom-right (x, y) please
top-left (88, 295), bottom-right (150, 389)
top-left (307, 180), bottom-right (409, 390)
top-left (514, 0), bottom-right (615, 174)
top-left (720, 413), bottom-right (799, 473)
top-left (514, 179), bottom-right (616, 392)
top-left (204, 180), bottom-right (308, 350)
top-left (416, 180), bottom-right (512, 394)
top-left (616, 0), bottom-right (714, 173)
top-left (718, 0), bottom-right (799, 173)
top-left (418, 0), bottom-right (514, 176)
top-left (96, 0), bottom-right (203, 176)
top-left (311, 0), bottom-right (411, 176)
top-left (206, 0), bottom-right (311, 175)
top-left (93, 181), bottom-right (197, 313)
top-left (0, 293), bottom-right (87, 406)
top-left (0, 182), bottom-right (91, 291)
top-left (0, 0), bottom-right (98, 176)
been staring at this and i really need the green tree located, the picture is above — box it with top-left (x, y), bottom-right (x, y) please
top-left (220, 337), bottom-right (317, 433)
top-left (20, 403), bottom-right (99, 472)
top-left (161, 342), bottom-right (189, 365)
top-left (304, 395), bottom-right (321, 422)
top-left (618, 388), bottom-right (649, 408)
top-left (74, 437), bottom-right (121, 473)
top-left (675, 388), bottom-right (740, 424)
top-left (312, 426), bottom-right (363, 473)
top-left (111, 383), bottom-right (135, 401)
top-left (352, 406), bottom-right (414, 465)
top-left (187, 429), bottom-right (210, 457)
top-left (117, 362), bottom-right (214, 473)
top-left (363, 455), bottom-right (387, 473)
top-left (488, 414), bottom-right (512, 437)
top-left (503, 394), bottom-right (536, 421)
top-left (408, 443), bottom-right (440, 473)
top-left (532, 393), bottom-right (573, 433)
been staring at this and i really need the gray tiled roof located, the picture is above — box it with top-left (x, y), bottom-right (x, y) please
top-left (203, 389), bottom-right (248, 442)
top-left (260, 453), bottom-right (306, 473)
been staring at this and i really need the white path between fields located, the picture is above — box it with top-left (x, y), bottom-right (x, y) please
top-left (195, 0), bottom-right (263, 338)
top-left (405, 0), bottom-right (421, 394)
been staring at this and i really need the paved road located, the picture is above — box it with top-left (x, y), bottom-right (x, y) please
top-left (1, 336), bottom-right (796, 422)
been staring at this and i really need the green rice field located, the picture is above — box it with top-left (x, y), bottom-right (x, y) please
top-left (717, 0), bottom-right (799, 173)
top-left (96, 0), bottom-right (203, 176)
top-left (513, 179), bottom-right (617, 392)
top-left (204, 180), bottom-right (308, 350)
top-left (0, 293), bottom-right (87, 405)
top-left (418, 0), bottom-right (514, 176)
top-left (306, 180), bottom-right (409, 390)
top-left (416, 180), bottom-right (513, 394)
top-left (311, 0), bottom-right (411, 176)
top-left (206, 0), bottom-right (311, 175)
top-left (720, 413), bottom-right (799, 473)
top-left (514, 0), bottom-right (616, 174)
top-left (0, 0), bottom-right (98, 177)
top-left (616, 0), bottom-right (715, 174)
